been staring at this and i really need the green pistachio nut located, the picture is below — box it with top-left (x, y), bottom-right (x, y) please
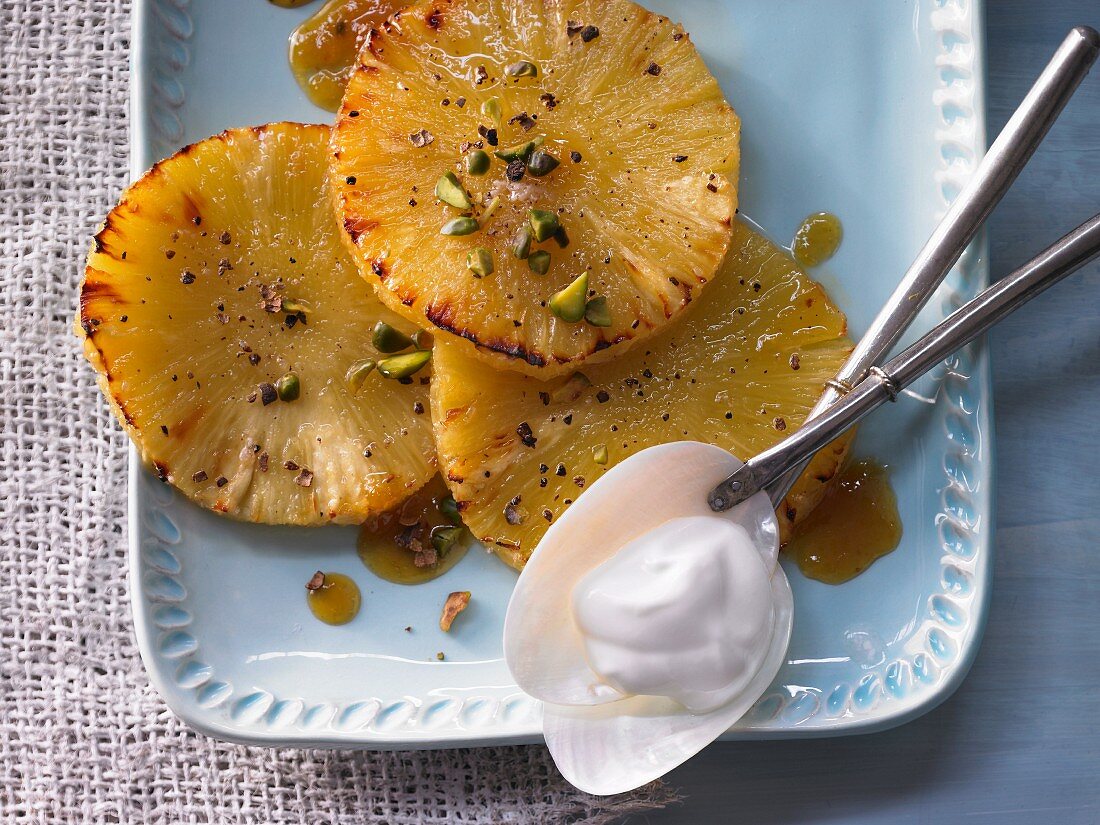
top-left (528, 208), bottom-right (560, 242)
top-left (467, 247), bottom-right (495, 277)
top-left (512, 226), bottom-right (533, 259)
top-left (431, 524), bottom-right (465, 554)
top-left (372, 321), bottom-right (415, 353)
top-left (549, 273), bottom-right (588, 323)
top-left (466, 149), bottom-right (491, 176)
top-left (345, 359), bottom-right (376, 393)
top-left (435, 171), bottom-right (472, 209)
top-left (276, 372), bottom-right (301, 402)
top-left (481, 97), bottom-right (502, 125)
top-left (438, 494), bottom-right (463, 526)
top-left (584, 296), bottom-right (612, 327)
top-left (376, 349), bottom-right (432, 379)
top-left (527, 250), bottom-right (551, 275)
top-left (526, 151), bottom-right (560, 177)
top-left (440, 216), bottom-right (480, 236)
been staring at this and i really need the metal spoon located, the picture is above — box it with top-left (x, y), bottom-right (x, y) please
top-left (709, 211), bottom-right (1100, 510)
top-left (714, 25), bottom-right (1100, 511)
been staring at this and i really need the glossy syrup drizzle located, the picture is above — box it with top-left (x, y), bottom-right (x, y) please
top-left (289, 0), bottom-right (401, 111)
top-left (357, 476), bottom-right (470, 585)
top-left (785, 459), bottom-right (902, 584)
top-left (306, 572), bottom-right (362, 624)
top-left (791, 212), bottom-right (843, 268)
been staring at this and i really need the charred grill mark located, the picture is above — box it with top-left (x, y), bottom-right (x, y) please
top-left (426, 7), bottom-right (442, 28)
top-left (343, 215), bottom-right (378, 244)
top-left (79, 278), bottom-right (124, 337)
top-left (93, 212), bottom-right (130, 257)
top-left (371, 258), bottom-right (388, 280)
top-left (81, 279), bottom-right (124, 305)
top-left (592, 334), bottom-right (630, 352)
top-left (424, 302), bottom-right (638, 367)
top-left (366, 30), bottom-right (385, 60)
top-left (424, 303), bottom-right (549, 367)
top-left (152, 461), bottom-right (170, 482)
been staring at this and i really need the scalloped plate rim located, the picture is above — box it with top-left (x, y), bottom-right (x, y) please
top-left (126, 0), bottom-right (994, 749)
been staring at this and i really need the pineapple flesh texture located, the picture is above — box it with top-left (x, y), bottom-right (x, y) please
top-left (432, 221), bottom-right (853, 569)
top-left (331, 0), bottom-right (739, 378)
top-left (78, 124), bottom-right (436, 525)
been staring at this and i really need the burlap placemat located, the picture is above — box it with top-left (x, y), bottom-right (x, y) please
top-left (0, 2), bottom-right (676, 820)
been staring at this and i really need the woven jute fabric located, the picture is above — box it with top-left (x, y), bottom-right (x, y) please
top-left (0, 2), bottom-right (675, 821)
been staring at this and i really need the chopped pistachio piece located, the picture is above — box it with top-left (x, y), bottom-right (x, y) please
top-left (528, 249), bottom-right (551, 275)
top-left (529, 208), bottom-right (560, 242)
top-left (467, 247), bottom-right (495, 277)
top-left (505, 60), bottom-right (538, 78)
top-left (376, 349), bottom-right (432, 379)
top-left (584, 296), bottom-right (612, 327)
top-left (526, 150), bottom-right (559, 177)
top-left (553, 225), bottom-right (570, 248)
top-left (549, 273), bottom-right (588, 322)
top-left (439, 494), bottom-right (462, 525)
top-left (551, 371), bottom-right (592, 403)
top-left (440, 216), bottom-right (480, 236)
top-left (466, 149), bottom-right (491, 176)
top-left (372, 321), bottom-right (414, 353)
top-left (481, 97), bottom-right (502, 125)
top-left (435, 171), bottom-right (471, 209)
top-left (431, 524), bottom-right (465, 554)
top-left (512, 225), bottom-right (533, 259)
top-left (281, 298), bottom-right (307, 315)
top-left (495, 139), bottom-right (537, 163)
top-left (481, 196), bottom-right (502, 222)
top-left (439, 590), bottom-right (471, 632)
top-left (345, 359), bottom-right (376, 393)
top-left (593, 444), bottom-right (609, 465)
top-left (276, 372), bottom-right (301, 402)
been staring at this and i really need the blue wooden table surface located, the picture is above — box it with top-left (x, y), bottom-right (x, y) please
top-left (626, 2), bottom-right (1100, 822)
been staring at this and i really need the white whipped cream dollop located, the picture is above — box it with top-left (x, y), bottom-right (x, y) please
top-left (571, 516), bottom-right (776, 713)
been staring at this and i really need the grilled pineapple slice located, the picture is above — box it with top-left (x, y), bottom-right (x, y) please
top-left (78, 123), bottom-right (436, 525)
top-left (432, 221), bottom-right (852, 568)
top-left (331, 0), bottom-right (739, 377)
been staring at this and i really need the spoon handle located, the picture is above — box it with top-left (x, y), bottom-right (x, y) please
top-left (762, 25), bottom-right (1100, 508)
top-left (709, 213), bottom-right (1100, 511)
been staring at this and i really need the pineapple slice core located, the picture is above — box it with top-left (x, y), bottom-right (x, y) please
top-left (332, 0), bottom-right (740, 377)
top-left (79, 123), bottom-right (436, 525)
top-left (431, 221), bottom-right (853, 569)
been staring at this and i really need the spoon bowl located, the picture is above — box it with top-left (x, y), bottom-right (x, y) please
top-left (503, 441), bottom-right (779, 708)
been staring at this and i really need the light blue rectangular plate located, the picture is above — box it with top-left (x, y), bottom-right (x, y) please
top-left (130, 0), bottom-right (992, 747)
